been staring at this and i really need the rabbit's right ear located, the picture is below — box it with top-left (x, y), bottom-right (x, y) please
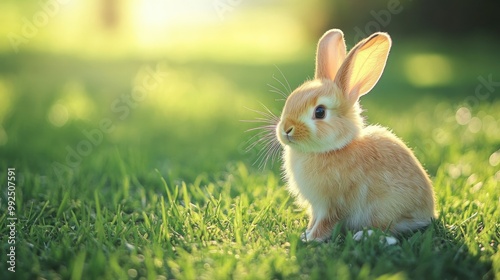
top-left (334, 33), bottom-right (391, 103)
top-left (315, 29), bottom-right (347, 80)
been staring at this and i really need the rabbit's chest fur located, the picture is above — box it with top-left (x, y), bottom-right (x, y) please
top-left (284, 143), bottom-right (373, 229)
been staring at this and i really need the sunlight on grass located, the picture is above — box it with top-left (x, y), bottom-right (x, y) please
top-left (131, 0), bottom-right (214, 49)
top-left (0, 0), bottom-right (307, 62)
top-left (404, 54), bottom-right (453, 87)
top-left (161, 12), bottom-right (307, 64)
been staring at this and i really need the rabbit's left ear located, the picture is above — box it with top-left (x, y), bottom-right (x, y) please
top-left (335, 32), bottom-right (391, 102)
top-left (315, 29), bottom-right (347, 80)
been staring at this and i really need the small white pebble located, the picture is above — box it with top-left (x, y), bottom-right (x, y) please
top-left (384, 236), bottom-right (399, 245)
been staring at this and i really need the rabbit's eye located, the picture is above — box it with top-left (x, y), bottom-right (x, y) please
top-left (314, 105), bottom-right (326, 119)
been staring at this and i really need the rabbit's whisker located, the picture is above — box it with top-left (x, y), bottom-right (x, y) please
top-left (272, 65), bottom-right (292, 95)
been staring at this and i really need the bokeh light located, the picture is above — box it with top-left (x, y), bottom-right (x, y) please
top-left (455, 107), bottom-right (471, 125)
top-left (489, 150), bottom-right (500, 167)
top-left (468, 117), bottom-right (482, 133)
top-left (404, 54), bottom-right (453, 87)
top-left (47, 102), bottom-right (69, 127)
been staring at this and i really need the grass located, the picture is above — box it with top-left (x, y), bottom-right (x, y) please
top-left (0, 39), bottom-right (499, 279)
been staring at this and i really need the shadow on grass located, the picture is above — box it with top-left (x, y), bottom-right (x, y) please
top-left (291, 220), bottom-right (493, 279)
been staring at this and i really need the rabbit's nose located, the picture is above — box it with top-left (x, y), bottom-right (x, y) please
top-left (282, 120), bottom-right (295, 139)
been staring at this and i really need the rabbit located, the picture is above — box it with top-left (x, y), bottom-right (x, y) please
top-left (275, 29), bottom-right (436, 242)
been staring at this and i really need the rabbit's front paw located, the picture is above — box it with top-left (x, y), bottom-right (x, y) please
top-left (303, 229), bottom-right (330, 242)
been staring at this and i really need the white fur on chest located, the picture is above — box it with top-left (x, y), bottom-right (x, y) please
top-left (283, 146), bottom-right (373, 230)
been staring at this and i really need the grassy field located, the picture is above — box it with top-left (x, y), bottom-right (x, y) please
top-left (0, 38), bottom-right (499, 279)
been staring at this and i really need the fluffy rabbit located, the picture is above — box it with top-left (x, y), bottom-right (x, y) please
top-left (275, 29), bottom-right (436, 242)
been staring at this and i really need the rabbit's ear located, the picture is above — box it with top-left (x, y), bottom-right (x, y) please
top-left (335, 32), bottom-right (391, 102)
top-left (315, 29), bottom-right (347, 80)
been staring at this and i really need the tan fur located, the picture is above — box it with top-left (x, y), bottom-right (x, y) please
top-left (276, 29), bottom-right (436, 242)
top-left (315, 29), bottom-right (347, 80)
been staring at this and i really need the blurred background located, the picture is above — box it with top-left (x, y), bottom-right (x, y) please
top-left (0, 0), bottom-right (499, 181)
